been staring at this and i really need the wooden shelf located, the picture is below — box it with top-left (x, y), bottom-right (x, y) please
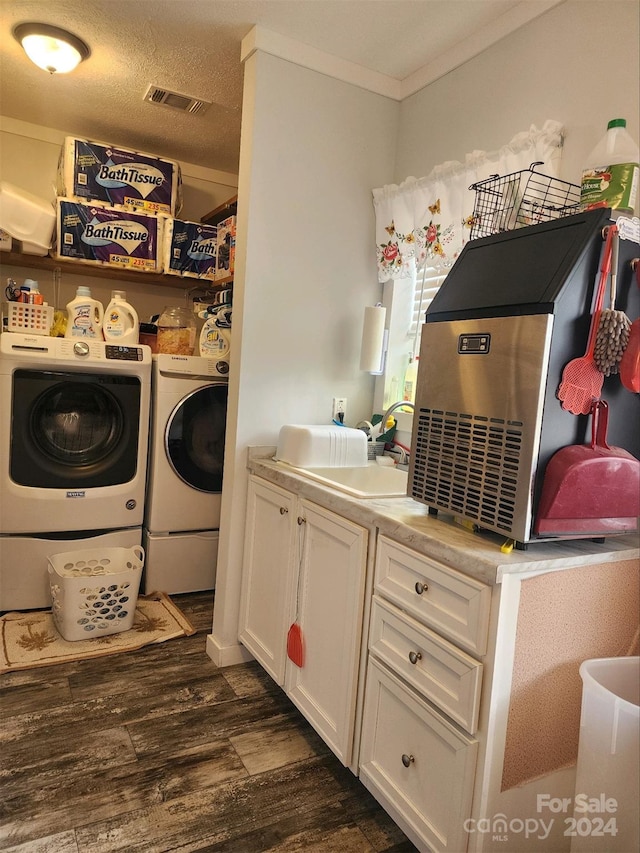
top-left (201, 195), bottom-right (238, 226)
top-left (0, 251), bottom-right (233, 290)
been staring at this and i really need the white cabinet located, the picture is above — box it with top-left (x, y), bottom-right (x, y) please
top-left (238, 474), bottom-right (368, 766)
top-left (360, 535), bottom-right (491, 853)
top-left (238, 476), bottom-right (297, 683)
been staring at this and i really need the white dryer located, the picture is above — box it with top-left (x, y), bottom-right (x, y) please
top-left (0, 333), bottom-right (151, 610)
top-left (143, 353), bottom-right (228, 594)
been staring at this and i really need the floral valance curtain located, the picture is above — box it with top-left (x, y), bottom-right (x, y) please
top-left (373, 120), bottom-right (566, 282)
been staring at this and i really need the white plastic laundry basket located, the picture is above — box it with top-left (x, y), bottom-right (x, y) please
top-left (48, 546), bottom-right (144, 641)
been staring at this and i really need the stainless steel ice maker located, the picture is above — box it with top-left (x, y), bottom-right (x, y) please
top-left (408, 208), bottom-right (640, 547)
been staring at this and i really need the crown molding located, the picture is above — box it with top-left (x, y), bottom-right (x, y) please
top-left (242, 0), bottom-right (566, 102)
top-left (241, 26), bottom-right (402, 100)
top-left (401, 0), bottom-right (566, 98)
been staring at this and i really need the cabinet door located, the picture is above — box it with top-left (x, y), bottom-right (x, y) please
top-left (360, 657), bottom-right (478, 853)
top-left (238, 476), bottom-right (297, 684)
top-left (285, 499), bottom-right (367, 766)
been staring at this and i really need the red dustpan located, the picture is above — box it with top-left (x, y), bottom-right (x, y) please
top-left (535, 400), bottom-right (640, 537)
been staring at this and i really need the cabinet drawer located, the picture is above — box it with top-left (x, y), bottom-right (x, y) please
top-left (375, 536), bottom-right (491, 655)
top-left (360, 656), bottom-right (477, 853)
top-left (369, 596), bottom-right (482, 734)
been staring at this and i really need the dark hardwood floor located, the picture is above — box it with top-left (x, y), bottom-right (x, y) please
top-left (1, 592), bottom-right (417, 852)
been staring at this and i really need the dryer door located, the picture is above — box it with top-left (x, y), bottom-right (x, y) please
top-left (165, 382), bottom-right (228, 493)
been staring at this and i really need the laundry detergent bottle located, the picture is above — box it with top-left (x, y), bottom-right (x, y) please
top-left (65, 286), bottom-right (104, 339)
top-left (199, 313), bottom-right (231, 359)
top-left (103, 290), bottom-right (139, 344)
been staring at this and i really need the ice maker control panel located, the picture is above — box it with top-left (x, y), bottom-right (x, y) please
top-left (458, 333), bottom-right (491, 354)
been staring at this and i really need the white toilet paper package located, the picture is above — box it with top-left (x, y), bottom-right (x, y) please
top-left (163, 218), bottom-right (218, 279)
top-left (57, 136), bottom-right (182, 215)
top-left (53, 198), bottom-right (164, 272)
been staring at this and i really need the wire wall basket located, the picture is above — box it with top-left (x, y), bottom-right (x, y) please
top-left (468, 162), bottom-right (581, 240)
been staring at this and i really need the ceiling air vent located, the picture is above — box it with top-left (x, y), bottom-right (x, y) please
top-left (144, 85), bottom-right (210, 115)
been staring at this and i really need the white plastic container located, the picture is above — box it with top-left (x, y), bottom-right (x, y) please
top-left (65, 286), bottom-right (104, 339)
top-left (571, 656), bottom-right (639, 852)
top-left (275, 424), bottom-right (368, 468)
top-left (47, 546), bottom-right (144, 641)
top-left (0, 181), bottom-right (56, 255)
top-left (103, 290), bottom-right (139, 344)
top-left (581, 118), bottom-right (639, 215)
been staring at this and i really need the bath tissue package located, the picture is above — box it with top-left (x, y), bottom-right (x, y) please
top-left (53, 198), bottom-right (164, 272)
top-left (215, 214), bottom-right (236, 280)
top-left (163, 218), bottom-right (218, 279)
top-left (57, 136), bottom-right (182, 215)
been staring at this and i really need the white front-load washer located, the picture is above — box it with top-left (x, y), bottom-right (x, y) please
top-left (143, 353), bottom-right (228, 595)
top-left (0, 333), bottom-right (152, 610)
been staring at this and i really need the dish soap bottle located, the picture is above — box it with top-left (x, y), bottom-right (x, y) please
top-left (64, 286), bottom-right (104, 339)
top-left (581, 118), bottom-right (639, 216)
top-left (103, 290), bottom-right (139, 344)
top-left (403, 355), bottom-right (419, 403)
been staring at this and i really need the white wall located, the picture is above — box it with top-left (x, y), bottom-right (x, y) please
top-left (209, 50), bottom-right (399, 662)
top-left (395, 0), bottom-right (639, 186)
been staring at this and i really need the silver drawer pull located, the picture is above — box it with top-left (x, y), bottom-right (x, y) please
top-left (401, 753), bottom-right (415, 768)
top-left (408, 650), bottom-right (422, 665)
top-left (279, 506), bottom-right (288, 515)
top-left (415, 581), bottom-right (428, 595)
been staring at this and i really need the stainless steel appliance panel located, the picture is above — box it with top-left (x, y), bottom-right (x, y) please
top-left (410, 314), bottom-right (553, 542)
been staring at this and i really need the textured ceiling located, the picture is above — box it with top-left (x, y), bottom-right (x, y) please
top-left (1, 0), bottom-right (548, 174)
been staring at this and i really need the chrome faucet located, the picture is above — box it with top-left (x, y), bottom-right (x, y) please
top-left (379, 400), bottom-right (415, 434)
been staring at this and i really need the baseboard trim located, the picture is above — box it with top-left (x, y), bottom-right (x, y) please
top-left (206, 633), bottom-right (254, 667)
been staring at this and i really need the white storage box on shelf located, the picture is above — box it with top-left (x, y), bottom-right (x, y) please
top-left (275, 424), bottom-right (367, 468)
top-left (48, 546), bottom-right (144, 642)
top-left (0, 181), bottom-right (56, 256)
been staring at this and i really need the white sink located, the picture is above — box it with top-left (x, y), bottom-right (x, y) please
top-left (286, 461), bottom-right (409, 499)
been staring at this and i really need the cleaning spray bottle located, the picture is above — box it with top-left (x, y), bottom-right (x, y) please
top-left (581, 118), bottom-right (639, 216)
top-left (103, 290), bottom-right (139, 344)
top-left (65, 286), bottom-right (104, 339)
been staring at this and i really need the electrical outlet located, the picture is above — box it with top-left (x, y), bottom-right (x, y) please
top-left (332, 397), bottom-right (347, 421)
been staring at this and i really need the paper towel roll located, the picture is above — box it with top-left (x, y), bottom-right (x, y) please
top-left (360, 305), bottom-right (387, 373)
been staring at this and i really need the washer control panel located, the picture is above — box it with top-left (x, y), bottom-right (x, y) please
top-left (105, 345), bottom-right (144, 361)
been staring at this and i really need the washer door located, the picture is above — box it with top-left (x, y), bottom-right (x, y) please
top-left (165, 382), bottom-right (228, 493)
top-left (10, 369), bottom-right (142, 488)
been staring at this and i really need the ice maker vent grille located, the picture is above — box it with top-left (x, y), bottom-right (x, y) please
top-left (411, 408), bottom-right (524, 533)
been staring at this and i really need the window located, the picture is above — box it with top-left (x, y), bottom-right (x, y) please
top-left (409, 265), bottom-right (447, 357)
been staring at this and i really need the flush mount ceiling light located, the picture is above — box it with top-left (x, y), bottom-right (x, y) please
top-left (13, 22), bottom-right (90, 74)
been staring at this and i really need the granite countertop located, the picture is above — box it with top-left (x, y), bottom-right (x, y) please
top-left (248, 449), bottom-right (639, 586)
